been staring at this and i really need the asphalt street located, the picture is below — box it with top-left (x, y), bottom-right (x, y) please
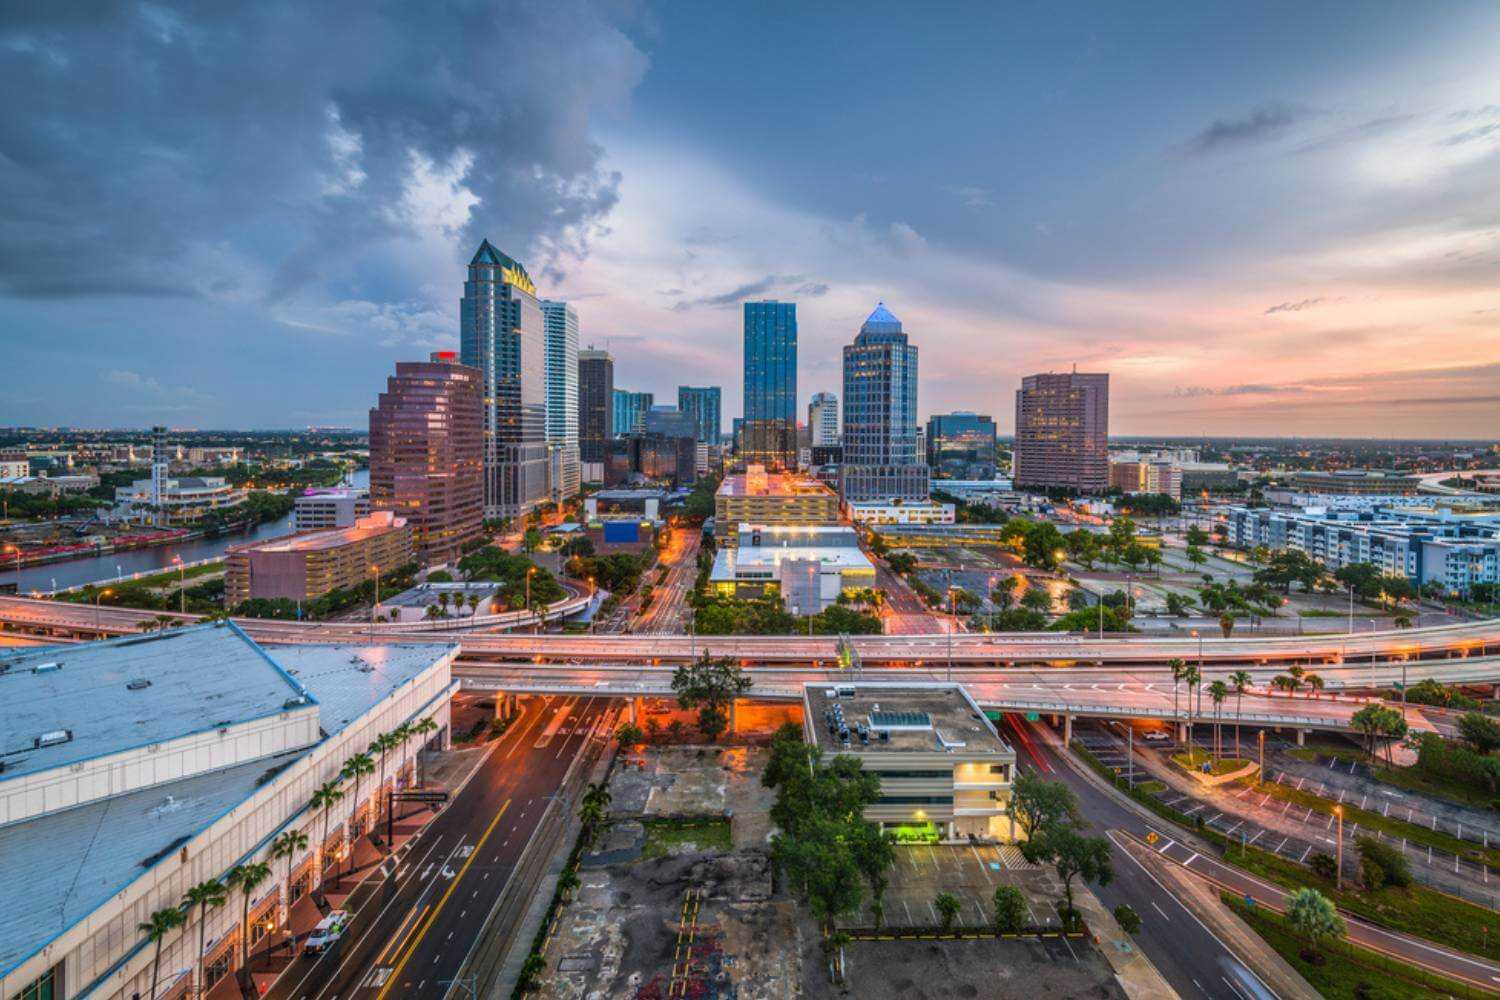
top-left (264, 695), bottom-right (611, 1000)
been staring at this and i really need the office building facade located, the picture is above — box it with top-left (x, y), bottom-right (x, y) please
top-left (1013, 372), bottom-right (1109, 493)
top-left (612, 389), bottom-right (654, 437)
top-left (742, 301), bottom-right (798, 469)
top-left (809, 391), bottom-right (840, 447)
top-left (459, 240), bottom-right (548, 520)
top-left (225, 511), bottom-right (414, 607)
top-left (578, 347), bottom-right (614, 470)
top-left (840, 303), bottom-right (929, 502)
top-left (678, 386), bottom-right (722, 444)
top-left (926, 411), bottom-right (998, 478)
top-left (369, 352), bottom-right (484, 563)
top-left (540, 300), bottom-right (581, 503)
top-left (713, 465), bottom-right (840, 544)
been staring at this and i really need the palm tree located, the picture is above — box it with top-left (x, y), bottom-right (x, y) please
top-left (1229, 670), bottom-right (1252, 759)
top-left (410, 717), bottom-right (439, 785)
top-left (340, 752), bottom-right (376, 872)
top-left (1208, 680), bottom-right (1228, 762)
top-left (466, 593), bottom-right (481, 617)
top-left (1168, 658), bottom-right (1186, 737)
top-left (139, 907), bottom-right (186, 1000)
top-left (369, 731), bottom-right (399, 839)
top-left (182, 879), bottom-right (228, 999)
top-left (1181, 665), bottom-right (1201, 759)
top-left (438, 591), bottom-right (451, 617)
top-left (309, 781), bottom-right (345, 889)
top-left (226, 861), bottom-right (271, 991)
top-left (1288, 665), bottom-right (1306, 688)
top-left (1271, 674), bottom-right (1298, 697)
top-left (1304, 673), bottom-right (1324, 699)
top-left (270, 829), bottom-right (308, 927)
top-left (578, 780), bottom-right (612, 847)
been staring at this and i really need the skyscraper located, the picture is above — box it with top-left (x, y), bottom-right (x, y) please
top-left (742, 300), bottom-right (797, 469)
top-left (1013, 371), bottom-right (1110, 493)
top-left (926, 411), bottom-right (999, 477)
top-left (459, 239), bottom-right (547, 521)
top-left (808, 392), bottom-right (839, 446)
top-left (612, 389), bottom-right (654, 437)
top-left (840, 302), bottom-right (929, 502)
top-left (578, 346), bottom-right (614, 473)
top-left (540, 300), bottom-right (581, 503)
top-left (678, 386), bottom-right (722, 444)
top-left (369, 351), bottom-right (484, 563)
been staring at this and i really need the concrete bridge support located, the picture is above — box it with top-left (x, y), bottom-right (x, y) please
top-left (492, 693), bottom-right (520, 721)
top-left (1063, 713), bottom-right (1072, 745)
top-left (729, 698), bottom-right (739, 734)
top-left (628, 696), bottom-right (643, 725)
top-left (1178, 722), bottom-right (1189, 742)
top-left (1296, 728), bottom-right (1306, 747)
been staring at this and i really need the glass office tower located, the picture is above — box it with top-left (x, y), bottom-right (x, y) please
top-left (578, 347), bottom-right (614, 465)
top-left (677, 386), bottom-right (722, 444)
top-left (540, 300), bottom-right (581, 502)
top-left (840, 302), bottom-right (929, 501)
top-left (741, 300), bottom-right (797, 469)
top-left (459, 239), bottom-right (548, 521)
top-left (612, 389), bottom-right (654, 437)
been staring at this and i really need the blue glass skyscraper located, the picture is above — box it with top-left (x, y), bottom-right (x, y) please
top-left (741, 301), bottom-right (797, 468)
top-left (677, 386), bottom-right (722, 444)
top-left (841, 302), bottom-right (929, 501)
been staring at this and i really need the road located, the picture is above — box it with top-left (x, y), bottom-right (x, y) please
top-left (1013, 715), bottom-right (1500, 993)
top-left (1001, 714), bottom-right (1277, 1000)
top-left (633, 530), bottom-right (699, 635)
top-left (871, 561), bottom-right (950, 635)
top-left (266, 695), bottom-right (611, 1000)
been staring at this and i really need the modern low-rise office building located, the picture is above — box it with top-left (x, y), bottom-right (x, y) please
top-left (1288, 470), bottom-right (1421, 496)
top-left (709, 525), bottom-right (875, 612)
top-left (0, 626), bottom-right (456, 1000)
top-left (845, 499), bottom-right (956, 525)
top-left (713, 465), bottom-right (840, 545)
top-left (113, 476), bottom-right (244, 523)
top-left (225, 511), bottom-right (414, 607)
top-left (926, 412), bottom-right (998, 479)
top-left (802, 683), bottom-right (1017, 842)
top-left (291, 488), bottom-right (370, 532)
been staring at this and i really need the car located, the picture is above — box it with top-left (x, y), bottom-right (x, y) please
top-left (303, 910), bottom-right (350, 954)
top-left (1142, 730), bottom-right (1170, 742)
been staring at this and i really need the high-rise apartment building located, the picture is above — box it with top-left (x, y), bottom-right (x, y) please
top-left (578, 347), bottom-right (614, 477)
top-left (459, 239), bottom-right (548, 520)
top-left (612, 389), bottom-right (654, 436)
top-left (742, 301), bottom-right (797, 469)
top-left (927, 411), bottom-right (999, 478)
top-left (678, 386), bottom-right (722, 444)
top-left (540, 299), bottom-right (581, 503)
top-left (369, 351), bottom-right (484, 563)
top-left (840, 303), bottom-right (929, 502)
top-left (1013, 371), bottom-right (1109, 493)
top-left (808, 391), bottom-right (840, 447)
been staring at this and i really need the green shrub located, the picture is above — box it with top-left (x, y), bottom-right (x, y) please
top-left (1355, 836), bottom-right (1411, 888)
top-left (1113, 904), bottom-right (1141, 934)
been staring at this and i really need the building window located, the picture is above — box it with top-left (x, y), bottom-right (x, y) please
top-left (18, 967), bottom-right (58, 1000)
top-left (204, 949), bottom-right (232, 989)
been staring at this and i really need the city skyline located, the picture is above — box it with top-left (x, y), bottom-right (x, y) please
top-left (2, 3), bottom-right (1499, 437)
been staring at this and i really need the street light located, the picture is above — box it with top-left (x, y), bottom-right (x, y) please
top-left (526, 566), bottom-right (538, 634)
top-left (172, 554), bottom-right (185, 615)
top-left (95, 587), bottom-right (112, 630)
top-left (946, 586), bottom-right (957, 682)
top-left (1258, 730), bottom-right (1265, 783)
top-left (1333, 804), bottom-right (1344, 890)
top-left (369, 564), bottom-right (381, 641)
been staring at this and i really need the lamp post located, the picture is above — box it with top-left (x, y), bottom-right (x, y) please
top-left (369, 564), bottom-right (380, 641)
top-left (95, 587), bottom-right (112, 631)
top-left (526, 566), bottom-right (537, 634)
top-left (946, 586), bottom-right (957, 682)
top-left (1333, 804), bottom-right (1344, 890)
top-left (172, 554), bottom-right (185, 614)
top-left (1258, 730), bottom-right (1265, 784)
top-left (1347, 584), bottom-right (1355, 635)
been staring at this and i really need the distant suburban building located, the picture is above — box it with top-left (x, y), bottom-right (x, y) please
top-left (709, 524), bottom-right (876, 612)
top-left (1013, 371), bottom-right (1109, 494)
top-left (1179, 462), bottom-right (1242, 494)
top-left (802, 683), bottom-right (1018, 841)
top-left (926, 411), bottom-right (998, 479)
top-left (225, 511), bottom-right (413, 607)
top-left (113, 475), bottom-right (243, 522)
top-left (578, 347), bottom-right (614, 479)
top-left (1109, 460), bottom-right (1183, 500)
top-left (0, 627), bottom-right (455, 1000)
top-left (845, 498), bottom-right (956, 526)
top-left (185, 446), bottom-right (243, 466)
top-left (741, 300), bottom-right (798, 469)
top-left (809, 391), bottom-right (840, 447)
top-left (540, 300), bottom-right (581, 503)
top-left (369, 351), bottom-right (484, 564)
top-left (678, 386), bottom-right (722, 445)
top-left (612, 389), bottom-right (654, 437)
top-left (292, 488), bottom-right (370, 531)
top-left (460, 239), bottom-right (548, 520)
top-left (840, 303), bottom-right (929, 502)
top-left (713, 464), bottom-right (840, 545)
top-left (1228, 502), bottom-right (1500, 595)
top-left (1288, 470), bottom-right (1421, 496)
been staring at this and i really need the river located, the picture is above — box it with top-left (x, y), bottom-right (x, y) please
top-left (3, 469), bottom-right (369, 593)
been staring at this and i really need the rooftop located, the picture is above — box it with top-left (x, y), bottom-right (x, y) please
top-left (712, 542), bottom-right (874, 577)
top-left (378, 581), bottom-right (501, 609)
top-left (235, 511), bottom-right (406, 554)
top-left (271, 642), bottom-right (457, 736)
top-left (717, 472), bottom-right (836, 499)
top-left (804, 684), bottom-right (1012, 756)
top-left (0, 625), bottom-right (308, 782)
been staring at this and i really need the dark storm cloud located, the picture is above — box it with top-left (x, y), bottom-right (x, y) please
top-left (670, 273), bottom-right (826, 311)
top-left (0, 1), bottom-right (648, 299)
top-left (1186, 102), bottom-right (1304, 155)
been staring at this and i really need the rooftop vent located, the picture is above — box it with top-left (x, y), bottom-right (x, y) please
top-left (32, 662), bottom-right (62, 674)
top-left (869, 711), bottom-right (930, 731)
top-left (283, 696), bottom-right (308, 710)
top-left (35, 729), bottom-right (72, 748)
top-left (126, 678), bottom-right (152, 691)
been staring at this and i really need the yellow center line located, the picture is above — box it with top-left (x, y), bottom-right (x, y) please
top-left (376, 903), bottom-right (430, 967)
top-left (375, 798), bottom-right (511, 1000)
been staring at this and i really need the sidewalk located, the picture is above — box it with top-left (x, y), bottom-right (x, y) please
top-left (1068, 882), bottom-right (1178, 1000)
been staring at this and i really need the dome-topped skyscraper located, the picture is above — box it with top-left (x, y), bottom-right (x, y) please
top-left (840, 302), bottom-right (929, 502)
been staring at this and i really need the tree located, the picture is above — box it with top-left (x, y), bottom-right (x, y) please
top-left (1165, 591), bottom-right (1193, 617)
top-left (1020, 586), bottom-right (1053, 613)
top-left (340, 751), bottom-right (376, 866)
top-left (1208, 680), bottom-right (1228, 761)
top-left (1065, 529), bottom-right (1100, 569)
top-left (615, 722), bottom-right (645, 746)
top-left (671, 654), bottom-right (752, 741)
top-left (1229, 670), bottom-right (1252, 760)
top-left (991, 575), bottom-right (1021, 610)
top-left (310, 780), bottom-right (345, 889)
top-left (1349, 704), bottom-right (1408, 765)
top-left (1169, 658), bottom-right (1187, 738)
top-left (1285, 887), bottom-right (1345, 959)
top-left (1113, 904), bottom-right (1141, 934)
top-left (182, 879), bottom-right (228, 998)
top-left (1459, 712), bottom-right (1500, 754)
top-left (369, 731), bottom-right (400, 837)
top-left (849, 821), bottom-right (895, 928)
top-left (1006, 772), bottom-right (1080, 840)
top-left (1023, 823), bottom-right (1113, 926)
top-left (934, 892), bottom-right (962, 933)
top-left (1355, 835), bottom-right (1412, 888)
top-left (1219, 612), bottom-right (1235, 638)
top-left (139, 907), bottom-right (186, 1000)
top-left (1186, 544), bottom-right (1207, 566)
top-left (1271, 674), bottom-right (1298, 696)
top-left (1304, 673), bottom-right (1324, 699)
top-left (517, 953), bottom-right (547, 993)
top-left (578, 781), bottom-right (613, 848)
top-left (226, 861), bottom-right (271, 991)
top-left (1181, 665), bottom-right (1201, 758)
top-left (271, 828), bottom-right (308, 923)
top-left (993, 885), bottom-right (1027, 934)
top-left (522, 527), bottom-right (543, 555)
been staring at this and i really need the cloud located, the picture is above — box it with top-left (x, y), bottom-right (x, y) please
top-left (1264, 297), bottom-right (1325, 314)
top-left (1171, 383), bottom-right (1297, 398)
top-left (1186, 102), bottom-right (1305, 155)
top-left (0, 2), bottom-right (649, 301)
top-left (944, 185), bottom-right (995, 208)
top-left (888, 222), bottom-right (928, 258)
top-left (105, 370), bottom-right (165, 394)
top-left (669, 273), bottom-right (827, 311)
top-left (103, 369), bottom-right (214, 403)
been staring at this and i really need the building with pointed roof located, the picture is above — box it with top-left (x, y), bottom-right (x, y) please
top-left (840, 302), bottom-right (929, 502)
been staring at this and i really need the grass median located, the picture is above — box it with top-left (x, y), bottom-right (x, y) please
top-left (1286, 744), bottom-right (1498, 811)
top-left (1171, 748), bottom-right (1254, 777)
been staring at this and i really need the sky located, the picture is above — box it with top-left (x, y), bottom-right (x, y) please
top-left (1, 1), bottom-right (1498, 437)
